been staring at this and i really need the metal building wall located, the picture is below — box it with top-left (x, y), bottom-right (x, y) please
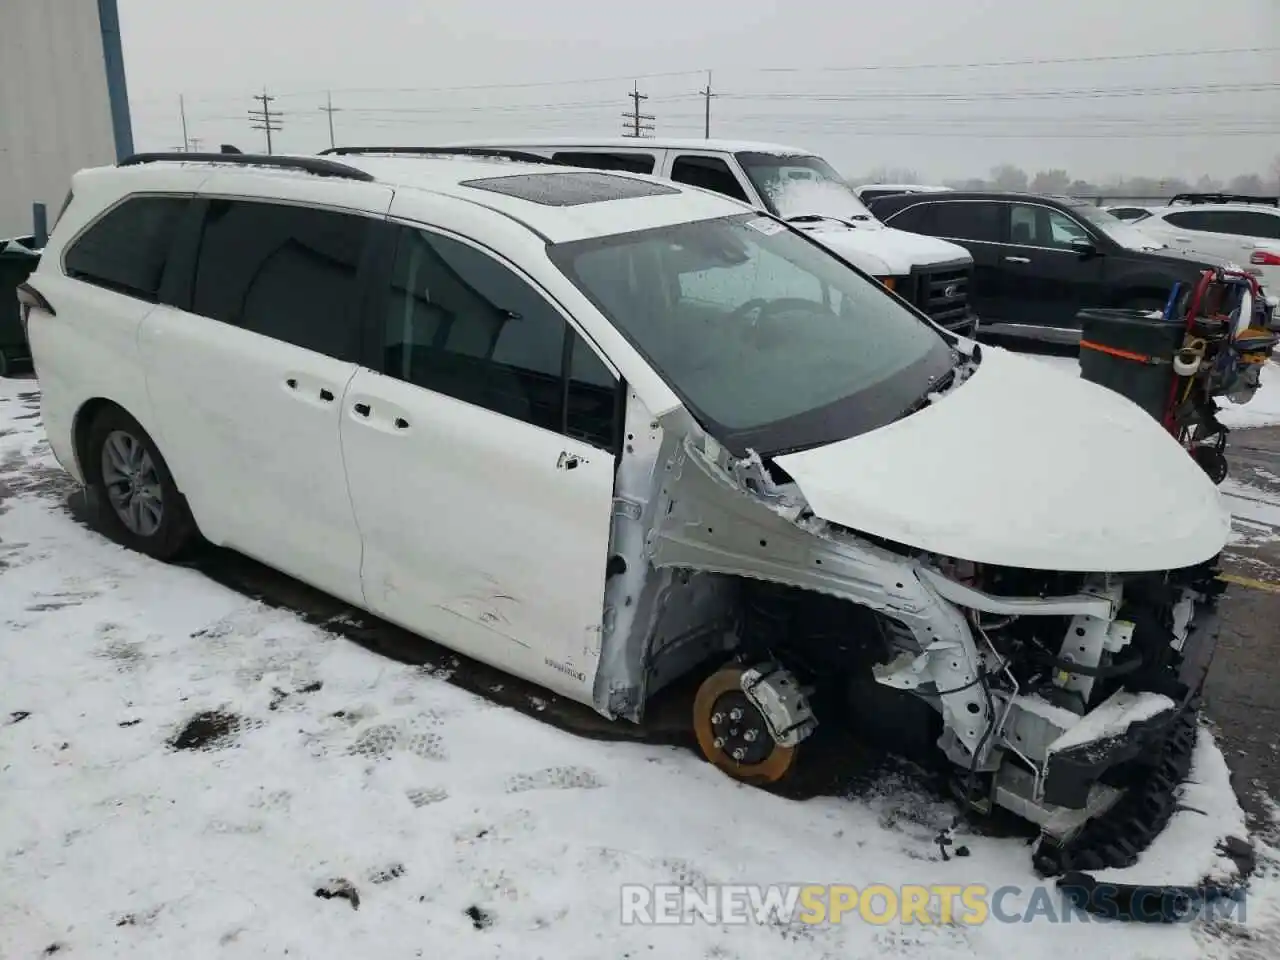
top-left (0, 0), bottom-right (123, 237)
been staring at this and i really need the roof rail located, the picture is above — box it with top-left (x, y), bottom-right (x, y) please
top-left (319, 146), bottom-right (557, 165)
top-left (1168, 192), bottom-right (1279, 208)
top-left (117, 152), bottom-right (375, 182)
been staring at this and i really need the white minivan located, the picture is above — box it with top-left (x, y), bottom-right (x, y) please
top-left (426, 138), bottom-right (978, 336)
top-left (21, 150), bottom-right (1231, 882)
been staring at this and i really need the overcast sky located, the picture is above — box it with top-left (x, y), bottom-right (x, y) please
top-left (118, 0), bottom-right (1278, 183)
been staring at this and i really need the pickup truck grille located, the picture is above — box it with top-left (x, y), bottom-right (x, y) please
top-left (904, 260), bottom-right (974, 333)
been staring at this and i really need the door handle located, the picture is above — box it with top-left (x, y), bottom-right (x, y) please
top-left (1004, 256), bottom-right (1031, 264)
top-left (319, 388), bottom-right (334, 402)
top-left (557, 451), bottom-right (582, 471)
top-left (353, 402), bottom-right (371, 417)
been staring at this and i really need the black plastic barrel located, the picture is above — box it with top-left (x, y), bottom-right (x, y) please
top-left (1077, 307), bottom-right (1186, 422)
top-left (0, 237), bottom-right (40, 376)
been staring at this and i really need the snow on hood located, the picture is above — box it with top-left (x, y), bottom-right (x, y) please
top-left (803, 221), bottom-right (974, 277)
top-left (774, 346), bottom-right (1231, 572)
top-left (764, 178), bottom-right (973, 274)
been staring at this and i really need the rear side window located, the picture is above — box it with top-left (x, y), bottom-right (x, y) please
top-left (670, 155), bottom-right (751, 203)
top-left (63, 196), bottom-right (187, 301)
top-left (382, 225), bottom-right (619, 449)
top-left (1169, 210), bottom-right (1280, 240)
top-left (884, 202), bottom-right (935, 233)
top-left (551, 151), bottom-right (655, 175)
top-left (190, 199), bottom-right (370, 361)
top-left (931, 202), bottom-right (1002, 242)
top-left (1164, 211), bottom-right (1219, 232)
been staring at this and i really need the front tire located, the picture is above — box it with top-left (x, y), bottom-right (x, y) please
top-left (83, 406), bottom-right (196, 560)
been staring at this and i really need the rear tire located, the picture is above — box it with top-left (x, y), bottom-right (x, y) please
top-left (83, 406), bottom-right (196, 561)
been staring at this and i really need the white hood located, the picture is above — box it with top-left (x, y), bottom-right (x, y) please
top-left (799, 219), bottom-right (973, 276)
top-left (774, 347), bottom-right (1231, 572)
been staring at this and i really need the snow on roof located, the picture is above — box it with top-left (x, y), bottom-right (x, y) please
top-left (440, 136), bottom-right (815, 156)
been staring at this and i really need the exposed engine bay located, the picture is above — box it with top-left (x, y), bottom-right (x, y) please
top-left (593, 353), bottom-right (1229, 875)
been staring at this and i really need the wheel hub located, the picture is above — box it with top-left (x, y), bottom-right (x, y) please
top-left (708, 691), bottom-right (773, 765)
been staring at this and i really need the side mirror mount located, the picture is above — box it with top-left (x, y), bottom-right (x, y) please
top-left (1070, 238), bottom-right (1100, 259)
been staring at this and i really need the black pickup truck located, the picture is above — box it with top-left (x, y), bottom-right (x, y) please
top-left (865, 190), bottom-right (1228, 344)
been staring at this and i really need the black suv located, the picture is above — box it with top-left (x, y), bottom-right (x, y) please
top-left (865, 191), bottom-right (1227, 344)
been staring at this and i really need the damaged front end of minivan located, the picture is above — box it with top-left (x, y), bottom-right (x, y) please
top-left (591, 352), bottom-right (1241, 897)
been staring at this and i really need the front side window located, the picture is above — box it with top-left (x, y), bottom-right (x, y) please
top-left (549, 213), bottom-right (951, 456)
top-left (669, 155), bottom-right (751, 204)
top-left (64, 196), bottom-right (187, 301)
top-left (1008, 204), bottom-right (1089, 249)
top-left (1227, 211), bottom-right (1280, 241)
top-left (190, 199), bottom-right (369, 360)
top-left (382, 227), bottom-right (618, 449)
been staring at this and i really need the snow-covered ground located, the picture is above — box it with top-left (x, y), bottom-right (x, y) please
top-left (1, 375), bottom-right (1278, 959)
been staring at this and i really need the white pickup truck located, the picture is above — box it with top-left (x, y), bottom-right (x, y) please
top-left (435, 138), bottom-right (978, 336)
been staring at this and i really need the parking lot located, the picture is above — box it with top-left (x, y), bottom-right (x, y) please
top-left (2, 359), bottom-right (1280, 959)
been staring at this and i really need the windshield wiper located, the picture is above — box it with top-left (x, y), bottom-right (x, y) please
top-left (785, 213), bottom-right (872, 227)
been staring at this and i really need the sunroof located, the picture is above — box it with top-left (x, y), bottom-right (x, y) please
top-left (461, 171), bottom-right (679, 206)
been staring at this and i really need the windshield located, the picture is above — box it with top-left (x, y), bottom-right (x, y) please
top-left (736, 152), bottom-right (876, 223)
top-left (548, 213), bottom-right (952, 456)
top-left (1069, 202), bottom-right (1164, 251)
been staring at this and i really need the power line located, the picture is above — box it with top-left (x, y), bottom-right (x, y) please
top-left (248, 89), bottom-right (283, 154)
top-left (130, 45), bottom-right (1279, 107)
top-left (622, 81), bottom-right (655, 138)
top-left (719, 81), bottom-right (1280, 103)
top-left (756, 44), bottom-right (1280, 73)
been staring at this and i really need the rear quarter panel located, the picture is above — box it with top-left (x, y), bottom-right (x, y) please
top-left (27, 167), bottom-right (205, 485)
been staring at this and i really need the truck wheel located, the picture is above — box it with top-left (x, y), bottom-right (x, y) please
top-left (692, 664), bottom-right (798, 785)
top-left (83, 406), bottom-right (197, 561)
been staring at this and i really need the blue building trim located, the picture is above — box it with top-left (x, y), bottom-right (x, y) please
top-left (97, 0), bottom-right (134, 160)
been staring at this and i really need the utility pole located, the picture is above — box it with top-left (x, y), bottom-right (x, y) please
top-left (179, 94), bottom-right (189, 151)
top-left (700, 71), bottom-right (715, 139)
top-left (319, 91), bottom-right (341, 149)
top-left (621, 81), bottom-right (654, 138)
top-left (248, 89), bottom-right (283, 154)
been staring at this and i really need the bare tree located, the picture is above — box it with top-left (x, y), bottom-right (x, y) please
top-left (989, 164), bottom-right (1029, 192)
top-left (1030, 169), bottom-right (1071, 194)
top-left (1228, 173), bottom-right (1266, 194)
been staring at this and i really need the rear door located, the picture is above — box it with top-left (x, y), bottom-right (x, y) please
top-left (886, 200), bottom-right (1006, 319)
top-left (139, 185), bottom-right (392, 605)
top-left (341, 216), bottom-right (622, 702)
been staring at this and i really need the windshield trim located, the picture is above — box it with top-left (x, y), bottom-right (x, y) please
top-left (546, 212), bottom-right (955, 457)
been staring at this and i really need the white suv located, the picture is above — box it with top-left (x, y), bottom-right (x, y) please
top-left (428, 139), bottom-right (978, 336)
top-left (21, 150), bottom-right (1231, 872)
top-left (1134, 194), bottom-right (1280, 288)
